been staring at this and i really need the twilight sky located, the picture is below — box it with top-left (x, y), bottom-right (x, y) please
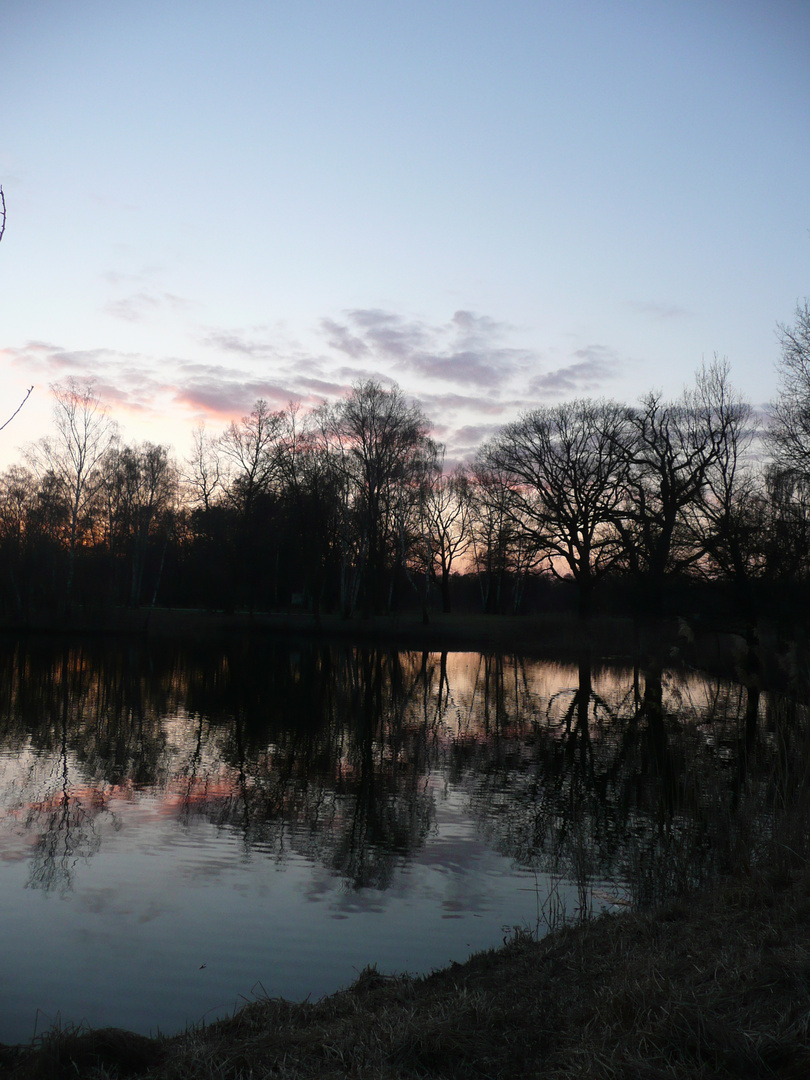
top-left (1, 0), bottom-right (808, 469)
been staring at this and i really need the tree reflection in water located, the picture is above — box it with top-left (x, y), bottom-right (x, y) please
top-left (457, 648), bottom-right (802, 910)
top-left (0, 635), bottom-right (803, 907)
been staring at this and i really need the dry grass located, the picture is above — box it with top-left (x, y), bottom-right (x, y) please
top-left (5, 866), bottom-right (810, 1079)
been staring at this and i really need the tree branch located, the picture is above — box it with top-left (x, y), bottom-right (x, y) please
top-left (0, 386), bottom-right (33, 432)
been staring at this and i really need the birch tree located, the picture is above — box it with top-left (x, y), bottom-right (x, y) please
top-left (27, 380), bottom-right (118, 605)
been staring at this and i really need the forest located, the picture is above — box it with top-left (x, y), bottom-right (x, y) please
top-left (1, 302), bottom-right (809, 627)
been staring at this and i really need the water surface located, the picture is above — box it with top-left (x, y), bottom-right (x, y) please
top-left (0, 637), bottom-right (777, 1042)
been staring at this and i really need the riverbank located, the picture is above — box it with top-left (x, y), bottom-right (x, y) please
top-left (3, 606), bottom-right (649, 654)
top-left (5, 865), bottom-right (810, 1079)
top-left (140, 607), bottom-right (651, 656)
top-left (5, 605), bottom-right (801, 689)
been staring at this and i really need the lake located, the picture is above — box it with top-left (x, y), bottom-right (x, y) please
top-left (0, 634), bottom-right (784, 1043)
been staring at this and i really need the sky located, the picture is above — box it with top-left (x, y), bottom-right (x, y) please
top-left (1, 0), bottom-right (808, 470)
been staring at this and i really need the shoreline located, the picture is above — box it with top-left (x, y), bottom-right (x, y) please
top-left (3, 606), bottom-right (646, 646)
top-left (1, 605), bottom-right (794, 689)
top-left (5, 867), bottom-right (810, 1078)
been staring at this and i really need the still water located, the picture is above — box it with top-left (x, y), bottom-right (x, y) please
top-left (0, 636), bottom-right (775, 1043)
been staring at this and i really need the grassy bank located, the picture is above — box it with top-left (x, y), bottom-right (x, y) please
top-left (4, 866), bottom-right (810, 1079)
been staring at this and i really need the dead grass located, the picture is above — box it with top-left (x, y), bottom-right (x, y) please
top-left (5, 866), bottom-right (810, 1079)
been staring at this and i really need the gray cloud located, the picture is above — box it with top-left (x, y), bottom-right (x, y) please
top-left (320, 318), bottom-right (370, 359)
top-left (201, 329), bottom-right (282, 359)
top-left (528, 344), bottom-right (622, 396)
top-left (6, 341), bottom-right (142, 380)
top-left (104, 290), bottom-right (195, 324)
top-left (176, 360), bottom-right (251, 380)
top-left (453, 422), bottom-right (504, 444)
top-left (322, 308), bottom-right (534, 389)
top-left (334, 364), bottom-right (396, 385)
top-left (104, 293), bottom-right (160, 323)
top-left (406, 349), bottom-right (513, 387)
top-left (3, 341), bottom-right (181, 425)
top-left (296, 375), bottom-right (349, 397)
top-left (418, 390), bottom-right (513, 416)
top-left (447, 422), bottom-right (504, 460)
top-left (170, 354), bottom-right (353, 418)
top-left (7, 309), bottom-right (636, 465)
top-left (163, 293), bottom-right (194, 311)
top-left (173, 378), bottom-right (304, 416)
top-left (342, 308), bottom-right (430, 360)
top-left (5, 336), bottom-right (345, 435)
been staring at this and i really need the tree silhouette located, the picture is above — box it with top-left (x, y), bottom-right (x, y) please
top-left (483, 400), bottom-right (629, 616)
top-left (769, 301), bottom-right (810, 478)
top-left (27, 380), bottom-right (118, 608)
top-left (319, 380), bottom-right (438, 617)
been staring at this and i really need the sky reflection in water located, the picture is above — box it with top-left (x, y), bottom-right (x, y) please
top-left (0, 640), bottom-right (767, 1042)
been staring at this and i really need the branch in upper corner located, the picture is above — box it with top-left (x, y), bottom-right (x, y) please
top-left (0, 386), bottom-right (34, 433)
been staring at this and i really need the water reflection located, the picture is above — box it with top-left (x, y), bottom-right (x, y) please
top-left (0, 638), bottom-right (794, 901)
top-left (0, 635), bottom-right (803, 1038)
top-left (454, 649), bottom-right (784, 908)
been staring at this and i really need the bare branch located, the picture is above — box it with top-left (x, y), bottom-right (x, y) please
top-left (0, 186), bottom-right (5, 243)
top-left (0, 386), bottom-right (33, 432)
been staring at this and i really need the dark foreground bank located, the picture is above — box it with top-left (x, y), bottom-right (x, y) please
top-left (7, 607), bottom-right (647, 654)
top-left (4, 866), bottom-right (810, 1080)
top-left (5, 605), bottom-right (779, 661)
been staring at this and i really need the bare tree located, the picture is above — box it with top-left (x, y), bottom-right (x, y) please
top-left (27, 380), bottom-right (118, 605)
top-left (616, 392), bottom-right (707, 594)
top-left (183, 423), bottom-right (223, 512)
top-left (274, 405), bottom-right (343, 616)
top-left (414, 464), bottom-right (472, 614)
top-left (682, 362), bottom-right (759, 612)
top-left (768, 301), bottom-right (810, 477)
top-left (484, 400), bottom-right (629, 616)
top-left (0, 465), bottom-right (36, 543)
top-left (0, 465), bottom-right (38, 616)
top-left (763, 465), bottom-right (810, 580)
top-left (466, 459), bottom-right (542, 614)
top-left (614, 360), bottom-right (745, 611)
top-left (219, 399), bottom-right (283, 519)
top-left (320, 380), bottom-right (437, 616)
top-left (102, 442), bottom-right (178, 606)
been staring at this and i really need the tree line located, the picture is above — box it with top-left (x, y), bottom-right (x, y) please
top-left (1, 302), bottom-right (810, 624)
